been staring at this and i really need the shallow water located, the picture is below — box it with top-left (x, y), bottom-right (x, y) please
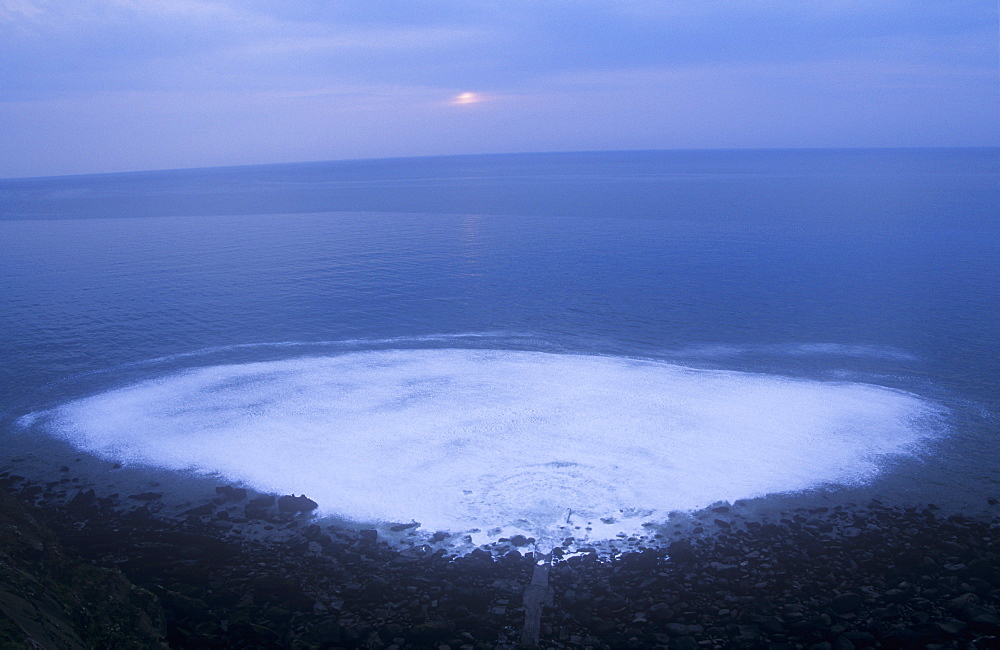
top-left (2, 149), bottom-right (998, 544)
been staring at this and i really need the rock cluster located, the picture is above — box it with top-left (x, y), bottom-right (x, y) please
top-left (547, 505), bottom-right (1000, 649)
top-left (1, 468), bottom-right (998, 649)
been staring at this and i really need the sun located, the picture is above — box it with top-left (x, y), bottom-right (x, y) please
top-left (450, 91), bottom-right (483, 106)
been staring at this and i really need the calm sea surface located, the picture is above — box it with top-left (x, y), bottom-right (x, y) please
top-left (1, 149), bottom-right (997, 542)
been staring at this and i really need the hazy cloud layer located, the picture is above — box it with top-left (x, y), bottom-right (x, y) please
top-left (2, 0), bottom-right (997, 176)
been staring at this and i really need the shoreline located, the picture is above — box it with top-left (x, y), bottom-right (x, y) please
top-left (2, 471), bottom-right (999, 648)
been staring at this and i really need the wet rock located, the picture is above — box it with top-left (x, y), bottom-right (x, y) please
top-left (214, 485), bottom-right (247, 502)
top-left (832, 635), bottom-right (856, 650)
top-left (457, 547), bottom-right (494, 572)
top-left (708, 561), bottom-right (740, 575)
top-left (244, 495), bottom-right (275, 519)
top-left (883, 587), bottom-right (907, 603)
top-left (183, 502), bottom-right (215, 517)
top-left (409, 621), bottom-right (455, 643)
top-left (277, 494), bottom-right (318, 513)
top-left (672, 635), bottom-right (698, 650)
top-left (621, 548), bottom-right (660, 570)
top-left (667, 540), bottom-right (696, 563)
top-left (840, 630), bottom-right (876, 645)
top-left (831, 592), bottom-right (863, 614)
top-left (128, 491), bottom-right (163, 501)
top-left (124, 505), bottom-right (155, 523)
top-left (663, 623), bottom-right (703, 636)
top-left (938, 619), bottom-right (967, 635)
top-left (66, 488), bottom-right (98, 518)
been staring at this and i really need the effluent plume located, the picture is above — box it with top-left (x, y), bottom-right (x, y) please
top-left (27, 349), bottom-right (945, 549)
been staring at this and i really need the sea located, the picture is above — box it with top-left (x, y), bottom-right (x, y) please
top-left (1, 148), bottom-right (997, 548)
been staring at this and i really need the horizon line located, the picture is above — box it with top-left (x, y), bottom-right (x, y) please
top-left (3, 145), bottom-right (997, 183)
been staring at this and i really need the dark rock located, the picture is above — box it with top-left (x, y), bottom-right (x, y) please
top-left (672, 635), bottom-right (698, 650)
top-left (667, 540), bottom-right (696, 563)
top-left (378, 622), bottom-right (405, 642)
top-left (66, 488), bottom-right (98, 518)
top-left (948, 592), bottom-right (980, 613)
top-left (648, 602), bottom-right (674, 623)
top-left (621, 548), bottom-right (660, 570)
top-left (277, 494), bottom-right (318, 513)
top-left (458, 547), bottom-right (494, 571)
top-left (745, 615), bottom-right (784, 634)
top-left (664, 623), bottom-right (701, 636)
top-left (883, 588), bottom-right (907, 603)
top-left (841, 630), bottom-right (876, 645)
top-left (760, 523), bottom-right (782, 537)
top-left (830, 592), bottom-right (863, 614)
top-left (937, 619), bottom-right (967, 635)
top-left (967, 611), bottom-right (1000, 630)
top-left (592, 618), bottom-right (616, 635)
top-left (409, 621), bottom-right (454, 643)
top-left (214, 485), bottom-right (247, 502)
top-left (832, 636), bottom-right (856, 650)
top-left (183, 503), bottom-right (215, 517)
top-left (244, 495), bottom-right (275, 519)
top-left (124, 505), bottom-right (154, 523)
top-left (709, 561), bottom-right (741, 575)
top-left (128, 492), bottom-right (163, 501)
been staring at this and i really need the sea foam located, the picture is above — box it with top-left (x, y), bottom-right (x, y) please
top-left (39, 349), bottom-right (943, 543)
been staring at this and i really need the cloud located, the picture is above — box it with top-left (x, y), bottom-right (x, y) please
top-left (0, 0), bottom-right (42, 21)
top-left (1, 0), bottom-right (996, 176)
top-left (232, 26), bottom-right (485, 58)
top-left (4, 1), bottom-right (994, 96)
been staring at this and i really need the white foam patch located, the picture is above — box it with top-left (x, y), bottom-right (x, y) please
top-left (37, 349), bottom-right (943, 544)
top-left (674, 342), bottom-right (917, 361)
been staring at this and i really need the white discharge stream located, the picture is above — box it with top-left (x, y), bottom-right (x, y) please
top-left (35, 349), bottom-right (943, 544)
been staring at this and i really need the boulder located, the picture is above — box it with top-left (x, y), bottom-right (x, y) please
top-left (277, 494), bottom-right (318, 514)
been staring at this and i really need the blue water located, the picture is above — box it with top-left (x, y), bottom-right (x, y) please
top-left (1, 149), bottom-right (997, 542)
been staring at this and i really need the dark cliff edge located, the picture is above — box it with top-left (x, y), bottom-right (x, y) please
top-left (0, 488), bottom-right (165, 648)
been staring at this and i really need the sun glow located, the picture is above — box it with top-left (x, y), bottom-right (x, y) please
top-left (450, 91), bottom-right (483, 105)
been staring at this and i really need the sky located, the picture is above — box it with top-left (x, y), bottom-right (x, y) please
top-left (1, 0), bottom-right (998, 178)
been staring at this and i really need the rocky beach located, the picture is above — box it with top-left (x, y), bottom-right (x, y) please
top-left (2, 466), bottom-right (999, 649)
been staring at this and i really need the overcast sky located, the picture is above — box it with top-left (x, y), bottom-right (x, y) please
top-left (1, 0), bottom-right (997, 178)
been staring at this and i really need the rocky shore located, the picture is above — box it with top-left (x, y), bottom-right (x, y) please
top-left (1, 469), bottom-right (998, 649)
